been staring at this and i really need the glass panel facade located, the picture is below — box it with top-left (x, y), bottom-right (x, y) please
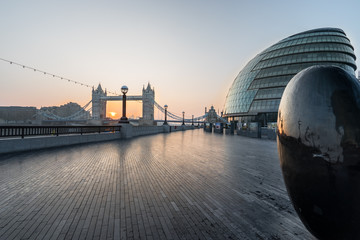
top-left (255, 52), bottom-right (356, 70)
top-left (224, 55), bottom-right (264, 113)
top-left (255, 62), bottom-right (353, 79)
top-left (249, 75), bottom-right (293, 89)
top-left (248, 99), bottom-right (281, 113)
top-left (254, 87), bottom-right (285, 100)
top-left (262, 43), bottom-right (355, 60)
top-left (263, 35), bottom-right (353, 54)
top-left (223, 27), bottom-right (357, 121)
top-left (276, 28), bottom-right (349, 45)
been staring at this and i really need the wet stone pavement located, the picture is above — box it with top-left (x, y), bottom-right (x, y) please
top-left (0, 129), bottom-right (315, 240)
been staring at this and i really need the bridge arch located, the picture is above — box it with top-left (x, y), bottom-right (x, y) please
top-left (92, 83), bottom-right (155, 125)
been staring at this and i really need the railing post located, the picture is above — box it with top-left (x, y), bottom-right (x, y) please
top-left (56, 127), bottom-right (59, 136)
top-left (99, 127), bottom-right (101, 134)
top-left (21, 127), bottom-right (24, 139)
top-left (81, 127), bottom-right (83, 135)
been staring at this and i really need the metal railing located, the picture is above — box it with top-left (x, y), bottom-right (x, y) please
top-left (0, 125), bottom-right (121, 139)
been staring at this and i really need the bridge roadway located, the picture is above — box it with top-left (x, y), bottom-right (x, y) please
top-left (0, 129), bottom-right (314, 240)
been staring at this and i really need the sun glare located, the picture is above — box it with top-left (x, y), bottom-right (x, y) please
top-left (109, 112), bottom-right (116, 117)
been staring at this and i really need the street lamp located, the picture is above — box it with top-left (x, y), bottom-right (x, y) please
top-left (182, 111), bottom-right (185, 126)
top-left (163, 105), bottom-right (168, 125)
top-left (119, 85), bottom-right (129, 123)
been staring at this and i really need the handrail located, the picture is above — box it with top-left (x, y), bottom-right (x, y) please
top-left (0, 125), bottom-right (121, 139)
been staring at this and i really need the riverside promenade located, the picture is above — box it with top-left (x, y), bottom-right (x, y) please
top-left (0, 129), bottom-right (314, 240)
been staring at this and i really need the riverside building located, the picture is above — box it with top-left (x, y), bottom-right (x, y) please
top-left (223, 28), bottom-right (357, 127)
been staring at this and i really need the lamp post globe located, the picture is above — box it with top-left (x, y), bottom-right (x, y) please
top-left (121, 85), bottom-right (128, 95)
top-left (119, 85), bottom-right (129, 123)
top-left (163, 105), bottom-right (168, 125)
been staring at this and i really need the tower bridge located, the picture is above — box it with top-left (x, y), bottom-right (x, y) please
top-left (92, 83), bottom-right (155, 125)
top-left (31, 82), bottom-right (216, 125)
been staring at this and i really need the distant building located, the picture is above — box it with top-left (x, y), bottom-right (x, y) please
top-left (0, 106), bottom-right (37, 124)
top-left (0, 102), bottom-right (90, 125)
top-left (205, 106), bottom-right (221, 123)
top-left (223, 27), bottom-right (357, 126)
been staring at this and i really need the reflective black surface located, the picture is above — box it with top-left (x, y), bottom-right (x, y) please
top-left (277, 66), bottom-right (360, 239)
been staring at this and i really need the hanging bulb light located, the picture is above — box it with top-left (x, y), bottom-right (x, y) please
top-left (1, 57), bottom-right (112, 93)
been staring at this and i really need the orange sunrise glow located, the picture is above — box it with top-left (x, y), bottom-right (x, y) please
top-left (106, 101), bottom-right (142, 119)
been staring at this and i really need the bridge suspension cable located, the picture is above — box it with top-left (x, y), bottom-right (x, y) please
top-left (153, 100), bottom-right (228, 123)
top-left (36, 100), bottom-right (92, 120)
top-left (153, 100), bottom-right (209, 122)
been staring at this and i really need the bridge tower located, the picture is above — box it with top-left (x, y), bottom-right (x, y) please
top-left (140, 83), bottom-right (155, 125)
top-left (92, 84), bottom-right (107, 120)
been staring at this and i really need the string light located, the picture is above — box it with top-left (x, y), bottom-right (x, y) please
top-left (0, 57), bottom-right (119, 95)
top-left (0, 58), bottom-right (208, 121)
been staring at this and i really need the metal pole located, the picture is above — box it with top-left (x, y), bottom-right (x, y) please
top-left (119, 93), bottom-right (129, 123)
top-left (182, 112), bottom-right (185, 126)
top-left (122, 94), bottom-right (126, 119)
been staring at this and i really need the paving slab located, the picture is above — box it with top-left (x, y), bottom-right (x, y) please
top-left (0, 129), bottom-right (315, 239)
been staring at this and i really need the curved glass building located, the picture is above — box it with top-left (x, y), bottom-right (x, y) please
top-left (223, 27), bottom-right (357, 125)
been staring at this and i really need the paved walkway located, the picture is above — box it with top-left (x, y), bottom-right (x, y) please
top-left (0, 129), bottom-right (314, 239)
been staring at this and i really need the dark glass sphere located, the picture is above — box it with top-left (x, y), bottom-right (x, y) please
top-left (277, 66), bottom-right (360, 240)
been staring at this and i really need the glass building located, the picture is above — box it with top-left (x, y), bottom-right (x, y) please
top-left (223, 28), bottom-right (357, 126)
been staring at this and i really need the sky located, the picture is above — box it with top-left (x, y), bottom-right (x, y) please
top-left (0, 0), bottom-right (359, 119)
